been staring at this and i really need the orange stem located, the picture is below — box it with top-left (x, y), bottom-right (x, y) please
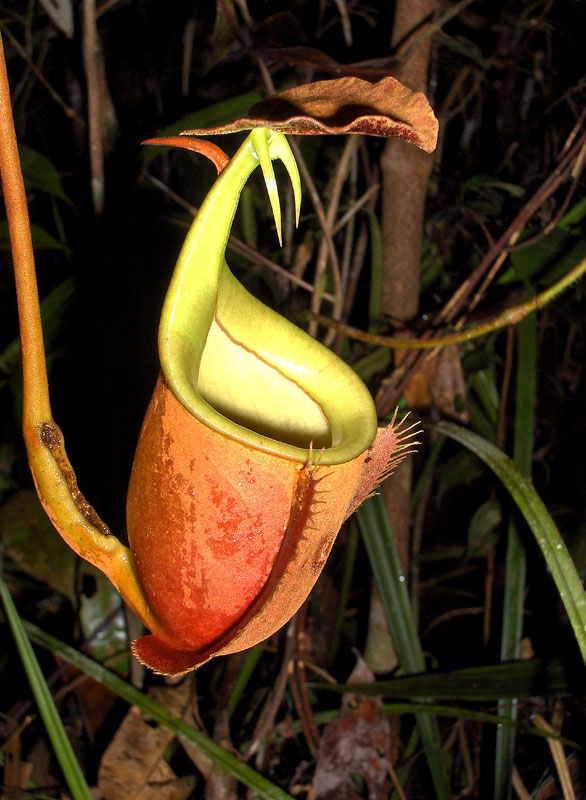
top-left (0, 33), bottom-right (52, 429)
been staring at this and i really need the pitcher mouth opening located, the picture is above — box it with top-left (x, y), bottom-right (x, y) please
top-left (197, 313), bottom-right (333, 451)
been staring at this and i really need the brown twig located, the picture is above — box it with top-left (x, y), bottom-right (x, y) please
top-left (307, 252), bottom-right (586, 353)
top-left (443, 124), bottom-right (586, 325)
top-left (144, 172), bottom-right (336, 302)
top-left (288, 603), bottom-right (321, 756)
top-left (309, 135), bottom-right (357, 339)
top-left (374, 121), bottom-right (586, 412)
top-left (0, 21), bottom-right (81, 122)
top-left (394, 0), bottom-right (477, 63)
top-left (242, 620), bottom-right (296, 761)
top-left (82, 0), bottom-right (104, 214)
top-left (333, 182), bottom-right (380, 236)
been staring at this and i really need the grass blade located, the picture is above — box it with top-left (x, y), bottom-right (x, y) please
top-left (434, 421), bottom-right (586, 665)
top-left (227, 644), bottom-right (263, 719)
top-left (315, 654), bottom-right (578, 699)
top-left (0, 574), bottom-right (93, 800)
top-left (495, 309), bottom-right (537, 799)
top-left (23, 620), bottom-right (293, 800)
top-left (357, 495), bottom-right (450, 800)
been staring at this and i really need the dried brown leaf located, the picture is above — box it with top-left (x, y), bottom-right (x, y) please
top-left (396, 343), bottom-right (468, 421)
top-left (182, 76), bottom-right (438, 152)
top-left (313, 655), bottom-right (393, 800)
top-left (98, 684), bottom-right (192, 800)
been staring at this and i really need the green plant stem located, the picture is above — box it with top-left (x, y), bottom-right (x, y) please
top-left (307, 254), bottom-right (586, 349)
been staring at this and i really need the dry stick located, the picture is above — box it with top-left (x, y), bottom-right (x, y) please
top-left (243, 620), bottom-right (296, 761)
top-left (288, 603), bottom-right (321, 756)
top-left (464, 235), bottom-right (520, 323)
top-left (291, 138), bottom-right (344, 322)
top-left (13, 23), bottom-right (50, 112)
top-left (508, 135), bottom-right (586, 252)
top-left (309, 135), bottom-right (357, 340)
top-left (181, 17), bottom-right (197, 98)
top-left (333, 182), bottom-right (380, 236)
top-left (341, 185), bottom-right (379, 322)
top-left (0, 21), bottom-right (80, 122)
top-left (82, 0), bottom-right (104, 214)
top-left (144, 172), bottom-right (336, 302)
top-left (532, 715), bottom-right (577, 800)
top-left (465, 131), bottom-right (585, 320)
top-left (332, 0), bottom-right (352, 46)
top-left (338, 146), bottom-right (359, 303)
top-left (394, 0), bottom-right (478, 63)
top-left (373, 127), bottom-right (586, 411)
top-left (442, 125), bottom-right (586, 325)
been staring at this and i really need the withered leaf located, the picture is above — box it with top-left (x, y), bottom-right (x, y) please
top-left (313, 655), bottom-right (393, 800)
top-left (182, 76), bottom-right (438, 152)
top-left (395, 342), bottom-right (468, 422)
top-left (98, 684), bottom-right (192, 800)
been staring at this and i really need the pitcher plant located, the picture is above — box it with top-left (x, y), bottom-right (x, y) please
top-left (1, 63), bottom-right (438, 674)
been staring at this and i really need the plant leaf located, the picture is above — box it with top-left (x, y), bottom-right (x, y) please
top-left (0, 575), bottom-right (93, 800)
top-left (434, 421), bottom-right (586, 666)
top-left (315, 655), bottom-right (580, 700)
top-left (18, 144), bottom-right (72, 205)
top-left (0, 220), bottom-right (69, 251)
top-left (24, 621), bottom-right (294, 800)
top-left (182, 76), bottom-right (438, 152)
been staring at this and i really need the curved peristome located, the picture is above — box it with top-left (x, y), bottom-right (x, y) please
top-left (158, 129), bottom-right (377, 465)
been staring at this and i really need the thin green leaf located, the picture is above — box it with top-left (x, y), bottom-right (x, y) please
top-left (315, 655), bottom-right (579, 700)
top-left (329, 521), bottom-right (360, 665)
top-left (467, 499), bottom-right (502, 559)
top-left (495, 305), bottom-right (536, 800)
top-left (559, 196), bottom-right (586, 229)
top-left (0, 575), bottom-right (93, 800)
top-left (434, 421), bottom-right (586, 665)
top-left (366, 209), bottom-right (382, 333)
top-left (357, 496), bottom-right (450, 800)
top-left (227, 644), bottom-right (263, 719)
top-left (23, 621), bottom-right (294, 800)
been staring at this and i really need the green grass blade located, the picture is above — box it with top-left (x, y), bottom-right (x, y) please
top-left (357, 496), bottom-right (450, 800)
top-left (329, 521), bottom-right (360, 665)
top-left (227, 644), bottom-right (263, 719)
top-left (314, 654), bottom-right (578, 699)
top-left (495, 308), bottom-right (537, 800)
top-left (435, 421), bottom-right (586, 665)
top-left (23, 621), bottom-right (293, 800)
top-left (0, 575), bottom-right (93, 800)
top-left (366, 209), bottom-right (383, 333)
